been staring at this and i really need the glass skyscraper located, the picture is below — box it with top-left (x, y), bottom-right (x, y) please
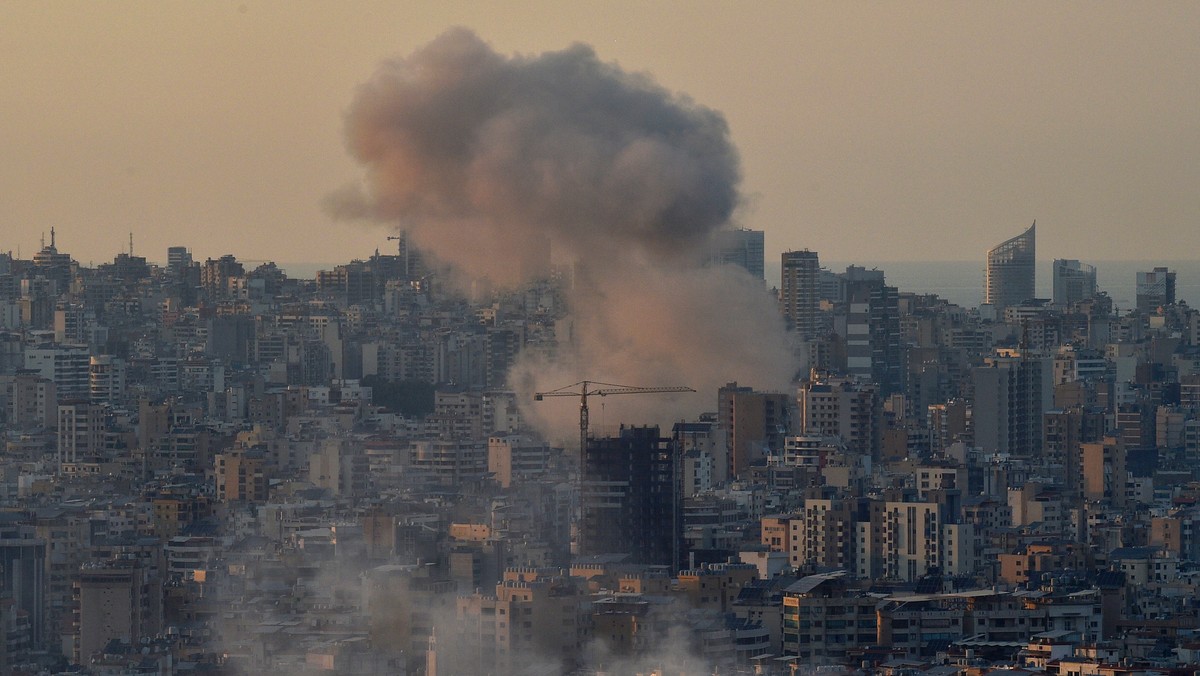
top-left (985, 222), bottom-right (1036, 313)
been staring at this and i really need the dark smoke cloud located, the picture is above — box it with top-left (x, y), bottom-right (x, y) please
top-left (331, 27), bottom-right (740, 280)
top-left (335, 29), bottom-right (797, 435)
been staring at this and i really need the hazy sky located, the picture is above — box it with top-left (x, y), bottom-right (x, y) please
top-left (3, 2), bottom-right (1199, 270)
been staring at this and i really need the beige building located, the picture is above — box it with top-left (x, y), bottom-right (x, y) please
top-left (213, 450), bottom-right (268, 502)
top-left (453, 570), bottom-right (586, 675)
top-left (1081, 436), bottom-right (1125, 505)
top-left (676, 562), bottom-right (758, 613)
top-left (487, 433), bottom-right (551, 488)
top-left (75, 560), bottom-right (161, 664)
top-left (781, 571), bottom-right (878, 665)
top-left (6, 371), bottom-right (56, 429)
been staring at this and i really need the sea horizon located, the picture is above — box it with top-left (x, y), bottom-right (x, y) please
top-left (815, 259), bottom-right (1200, 310)
top-left (276, 257), bottom-right (1200, 312)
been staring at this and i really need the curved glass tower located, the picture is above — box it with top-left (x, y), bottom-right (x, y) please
top-left (985, 222), bottom-right (1035, 312)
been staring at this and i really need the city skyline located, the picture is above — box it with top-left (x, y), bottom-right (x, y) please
top-left (8, 5), bottom-right (1200, 672)
top-left (4, 3), bottom-right (1200, 267)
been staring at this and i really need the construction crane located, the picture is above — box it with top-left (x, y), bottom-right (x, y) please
top-left (534, 380), bottom-right (695, 462)
top-left (535, 380), bottom-right (694, 565)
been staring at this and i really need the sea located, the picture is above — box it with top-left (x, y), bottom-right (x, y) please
top-left (777, 260), bottom-right (1200, 311)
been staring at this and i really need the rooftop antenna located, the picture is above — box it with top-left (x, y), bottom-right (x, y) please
top-left (50, 226), bottom-right (55, 248)
top-left (129, 232), bottom-right (134, 256)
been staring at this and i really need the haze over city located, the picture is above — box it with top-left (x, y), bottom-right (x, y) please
top-left (7, 4), bottom-right (1200, 676)
top-left (4, 2), bottom-right (1200, 266)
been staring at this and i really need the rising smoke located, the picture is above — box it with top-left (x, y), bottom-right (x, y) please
top-left (333, 28), bottom-right (797, 437)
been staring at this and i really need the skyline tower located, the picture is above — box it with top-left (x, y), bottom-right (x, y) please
top-left (781, 250), bottom-right (821, 338)
top-left (1052, 259), bottom-right (1098, 307)
top-left (709, 228), bottom-right (765, 280)
top-left (1135, 266), bottom-right (1176, 314)
top-left (985, 222), bottom-right (1036, 313)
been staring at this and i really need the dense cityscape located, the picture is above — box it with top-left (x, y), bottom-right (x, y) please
top-left (5, 5), bottom-right (1200, 675)
top-left (0, 219), bottom-right (1198, 675)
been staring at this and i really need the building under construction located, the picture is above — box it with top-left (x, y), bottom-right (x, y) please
top-left (579, 425), bottom-right (681, 569)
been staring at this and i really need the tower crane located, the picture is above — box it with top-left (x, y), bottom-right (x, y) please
top-left (535, 380), bottom-right (694, 565)
top-left (534, 380), bottom-right (695, 462)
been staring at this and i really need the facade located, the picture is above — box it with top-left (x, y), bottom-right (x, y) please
top-left (781, 572), bottom-right (878, 666)
top-left (453, 572), bottom-right (586, 675)
top-left (57, 401), bottom-right (105, 468)
top-left (1135, 266), bottom-right (1176, 313)
top-left (781, 250), bottom-right (821, 337)
top-left (1042, 407), bottom-right (1105, 500)
top-left (843, 271), bottom-right (903, 397)
top-left (972, 354), bottom-right (1053, 457)
top-left (795, 496), bottom-right (859, 571)
top-left (799, 375), bottom-right (881, 460)
top-left (213, 450), bottom-right (268, 502)
top-left (88, 355), bottom-right (126, 407)
top-left (709, 228), bottom-right (765, 281)
top-left (410, 438), bottom-right (488, 485)
top-left (25, 344), bottom-right (90, 401)
top-left (985, 223), bottom-right (1036, 313)
top-left (487, 433), bottom-right (551, 488)
top-left (580, 426), bottom-right (680, 568)
top-left (1052, 259), bottom-right (1097, 307)
top-left (718, 383), bottom-right (792, 479)
top-left (7, 371), bottom-right (56, 429)
top-left (75, 560), bottom-right (161, 664)
top-left (0, 522), bottom-right (46, 648)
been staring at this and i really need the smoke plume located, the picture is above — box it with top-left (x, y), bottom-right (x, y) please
top-left (335, 28), bottom-right (797, 436)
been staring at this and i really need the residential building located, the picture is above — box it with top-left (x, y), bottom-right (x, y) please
top-left (972, 354), bottom-right (1052, 457)
top-left (781, 250), bottom-right (821, 337)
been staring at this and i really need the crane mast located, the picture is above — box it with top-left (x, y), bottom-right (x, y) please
top-left (533, 380), bottom-right (695, 564)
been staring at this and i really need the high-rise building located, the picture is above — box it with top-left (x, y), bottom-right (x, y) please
top-left (1043, 407), bottom-right (1105, 501)
top-left (213, 449), bottom-right (268, 502)
top-left (166, 246), bottom-right (192, 273)
top-left (709, 228), bottom-right (765, 281)
top-left (53, 302), bottom-right (86, 345)
top-left (985, 222), bottom-right (1036, 313)
top-left (718, 383), bottom-right (792, 479)
top-left (580, 425), bottom-right (680, 568)
top-left (799, 374), bottom-right (881, 460)
top-left (1135, 266), bottom-right (1176, 313)
top-left (8, 371), bottom-right (56, 430)
top-left (1052, 259), bottom-right (1097, 307)
top-left (842, 268), bottom-right (904, 397)
top-left (25, 344), bottom-right (90, 402)
top-left (30, 228), bottom-right (74, 294)
top-left (781, 250), bottom-right (821, 337)
top-left (88, 355), bottom-right (126, 407)
top-left (1081, 436), bottom-right (1125, 505)
top-left (76, 559), bottom-right (161, 664)
top-left (57, 401), bottom-right (105, 468)
top-left (0, 522), bottom-right (46, 648)
top-left (199, 255), bottom-right (244, 300)
top-left (972, 353), bottom-right (1052, 457)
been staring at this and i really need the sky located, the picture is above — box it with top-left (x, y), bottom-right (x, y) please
top-left (3, 2), bottom-right (1199, 271)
